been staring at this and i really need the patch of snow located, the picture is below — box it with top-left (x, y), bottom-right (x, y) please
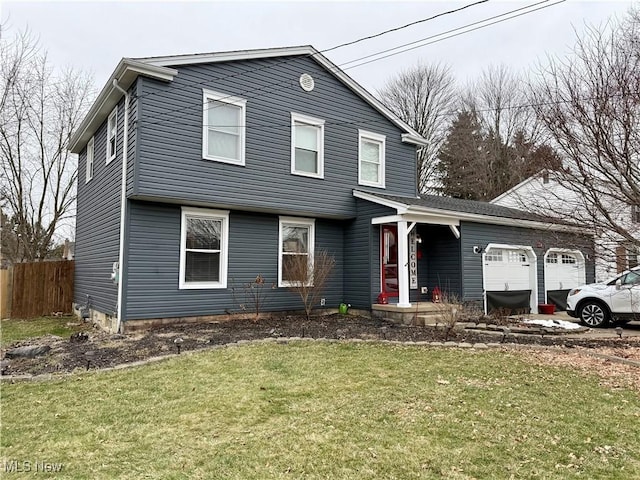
top-left (522, 319), bottom-right (582, 330)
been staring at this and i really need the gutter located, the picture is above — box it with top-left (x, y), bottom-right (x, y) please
top-left (112, 80), bottom-right (129, 334)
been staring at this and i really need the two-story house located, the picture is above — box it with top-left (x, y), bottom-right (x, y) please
top-left (70, 46), bottom-right (595, 332)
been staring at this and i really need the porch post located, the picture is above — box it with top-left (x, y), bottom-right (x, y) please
top-left (397, 220), bottom-right (411, 307)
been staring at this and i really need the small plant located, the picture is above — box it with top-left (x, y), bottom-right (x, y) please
top-left (435, 292), bottom-right (462, 341)
top-left (285, 249), bottom-right (336, 320)
top-left (489, 307), bottom-right (512, 326)
top-left (230, 275), bottom-right (276, 321)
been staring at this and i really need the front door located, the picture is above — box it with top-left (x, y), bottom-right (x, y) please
top-left (381, 225), bottom-right (398, 296)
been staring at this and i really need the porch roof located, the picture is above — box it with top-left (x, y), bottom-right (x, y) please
top-left (353, 190), bottom-right (589, 234)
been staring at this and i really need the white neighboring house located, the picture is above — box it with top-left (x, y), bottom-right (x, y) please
top-left (491, 172), bottom-right (640, 282)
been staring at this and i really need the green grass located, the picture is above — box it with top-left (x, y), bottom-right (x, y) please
top-left (0, 316), bottom-right (88, 347)
top-left (2, 342), bottom-right (639, 479)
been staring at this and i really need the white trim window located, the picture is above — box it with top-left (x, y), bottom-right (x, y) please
top-left (278, 217), bottom-right (315, 287)
top-left (291, 113), bottom-right (324, 178)
top-left (179, 207), bottom-right (229, 289)
top-left (106, 108), bottom-right (118, 164)
top-left (202, 89), bottom-right (246, 165)
top-left (358, 130), bottom-right (385, 188)
top-left (85, 137), bottom-right (94, 183)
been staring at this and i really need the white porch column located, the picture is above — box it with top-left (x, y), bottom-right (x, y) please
top-left (397, 220), bottom-right (411, 307)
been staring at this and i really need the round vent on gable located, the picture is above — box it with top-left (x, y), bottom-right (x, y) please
top-left (299, 73), bottom-right (315, 92)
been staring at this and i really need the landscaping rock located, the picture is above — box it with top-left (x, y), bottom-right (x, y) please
top-left (5, 345), bottom-right (51, 359)
top-left (0, 359), bottom-right (10, 374)
top-left (70, 332), bottom-right (89, 343)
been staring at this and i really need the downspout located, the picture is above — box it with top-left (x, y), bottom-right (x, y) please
top-left (113, 79), bottom-right (129, 333)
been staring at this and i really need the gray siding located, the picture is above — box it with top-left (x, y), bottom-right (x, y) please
top-left (124, 201), bottom-right (344, 320)
top-left (344, 199), bottom-right (394, 308)
top-left (415, 224), bottom-right (461, 301)
top-left (135, 55), bottom-right (417, 218)
top-left (75, 91), bottom-right (134, 315)
top-left (460, 222), bottom-right (595, 304)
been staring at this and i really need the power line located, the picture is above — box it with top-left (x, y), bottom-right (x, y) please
top-left (142, 1), bottom-right (560, 130)
top-left (136, 0), bottom-right (489, 102)
top-left (322, 0), bottom-right (489, 53)
top-left (345, 0), bottom-right (565, 70)
top-left (339, 0), bottom-right (553, 68)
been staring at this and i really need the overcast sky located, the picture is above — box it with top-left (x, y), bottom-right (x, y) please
top-left (2, 0), bottom-right (636, 94)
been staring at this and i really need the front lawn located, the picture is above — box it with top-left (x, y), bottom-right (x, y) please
top-left (0, 316), bottom-right (88, 347)
top-left (2, 342), bottom-right (639, 479)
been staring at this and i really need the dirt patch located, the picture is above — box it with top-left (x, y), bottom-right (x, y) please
top-left (2, 314), bottom-right (639, 390)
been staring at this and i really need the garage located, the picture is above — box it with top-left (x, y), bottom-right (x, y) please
top-left (483, 244), bottom-right (537, 313)
top-left (544, 249), bottom-right (586, 310)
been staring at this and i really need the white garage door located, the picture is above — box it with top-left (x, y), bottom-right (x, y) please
top-left (484, 247), bottom-right (533, 291)
top-left (544, 250), bottom-right (586, 292)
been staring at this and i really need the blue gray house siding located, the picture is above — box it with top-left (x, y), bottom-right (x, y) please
top-left (460, 221), bottom-right (595, 305)
top-left (123, 200), bottom-right (344, 320)
top-left (343, 199), bottom-right (394, 309)
top-left (415, 224), bottom-right (462, 301)
top-left (75, 87), bottom-right (137, 316)
top-left (133, 55), bottom-right (417, 218)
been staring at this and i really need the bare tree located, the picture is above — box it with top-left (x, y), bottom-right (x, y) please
top-left (377, 63), bottom-right (457, 194)
top-left (0, 28), bottom-right (93, 262)
top-left (285, 249), bottom-right (336, 321)
top-left (460, 64), bottom-right (547, 196)
top-left (528, 9), bottom-right (640, 275)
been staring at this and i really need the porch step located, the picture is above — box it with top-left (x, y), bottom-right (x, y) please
top-left (371, 302), bottom-right (459, 326)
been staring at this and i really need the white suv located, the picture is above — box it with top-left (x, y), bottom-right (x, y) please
top-left (566, 266), bottom-right (640, 327)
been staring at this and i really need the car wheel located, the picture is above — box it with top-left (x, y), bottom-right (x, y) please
top-left (579, 302), bottom-right (609, 328)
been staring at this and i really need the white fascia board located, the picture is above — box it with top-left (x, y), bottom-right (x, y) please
top-left (69, 59), bottom-right (178, 153)
top-left (401, 133), bottom-right (429, 147)
top-left (354, 190), bottom-right (589, 234)
top-left (405, 205), bottom-right (589, 234)
top-left (141, 45), bottom-right (428, 143)
top-left (138, 46), bottom-right (315, 66)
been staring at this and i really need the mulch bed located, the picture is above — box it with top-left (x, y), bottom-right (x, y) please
top-left (2, 314), bottom-right (639, 377)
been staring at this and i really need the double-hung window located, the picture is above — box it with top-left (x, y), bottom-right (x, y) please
top-left (278, 217), bottom-right (315, 287)
top-left (106, 108), bottom-right (117, 163)
top-left (203, 89), bottom-right (246, 165)
top-left (291, 113), bottom-right (324, 178)
top-left (358, 130), bottom-right (385, 188)
top-left (632, 204), bottom-right (640, 223)
top-left (179, 207), bottom-right (229, 289)
top-left (85, 137), bottom-right (94, 183)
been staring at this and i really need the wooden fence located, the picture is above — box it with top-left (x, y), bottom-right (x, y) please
top-left (0, 269), bottom-right (12, 319)
top-left (6, 260), bottom-right (75, 319)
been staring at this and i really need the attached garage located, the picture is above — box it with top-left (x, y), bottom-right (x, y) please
top-left (544, 249), bottom-right (586, 310)
top-left (352, 191), bottom-right (595, 315)
top-left (483, 244), bottom-right (537, 313)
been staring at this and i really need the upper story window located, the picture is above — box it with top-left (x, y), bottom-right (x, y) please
top-left (179, 207), bottom-right (229, 289)
top-left (106, 108), bottom-right (117, 164)
top-left (358, 130), bottom-right (385, 188)
top-left (85, 137), bottom-right (94, 183)
top-left (632, 204), bottom-right (640, 223)
top-left (202, 89), bottom-right (246, 166)
top-left (278, 217), bottom-right (315, 287)
top-left (291, 113), bottom-right (324, 178)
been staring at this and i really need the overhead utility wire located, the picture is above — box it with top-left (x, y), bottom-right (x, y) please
top-left (143, 0), bottom-right (562, 130)
top-left (321, 0), bottom-right (489, 53)
top-left (136, 0), bottom-right (489, 102)
top-left (339, 0), bottom-right (552, 68)
top-left (344, 0), bottom-right (565, 70)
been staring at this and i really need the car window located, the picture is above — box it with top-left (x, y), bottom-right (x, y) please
top-left (622, 271), bottom-right (640, 285)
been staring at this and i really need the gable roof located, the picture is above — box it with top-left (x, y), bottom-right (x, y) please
top-left (70, 45), bottom-right (427, 154)
top-left (353, 190), bottom-right (588, 234)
